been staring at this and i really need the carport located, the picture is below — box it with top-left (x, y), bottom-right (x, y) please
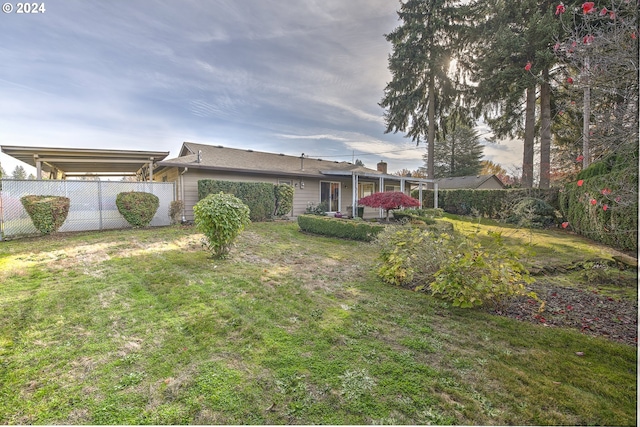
top-left (1, 145), bottom-right (169, 180)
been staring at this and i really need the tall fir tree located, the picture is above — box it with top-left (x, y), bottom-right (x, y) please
top-left (424, 121), bottom-right (484, 178)
top-left (466, 0), bottom-right (561, 188)
top-left (380, 0), bottom-right (468, 181)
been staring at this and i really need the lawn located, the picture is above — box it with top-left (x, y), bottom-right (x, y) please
top-left (0, 219), bottom-right (636, 425)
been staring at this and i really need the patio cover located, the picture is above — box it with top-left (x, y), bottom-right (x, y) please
top-left (1, 145), bottom-right (169, 180)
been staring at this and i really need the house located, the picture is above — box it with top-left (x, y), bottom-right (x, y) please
top-left (154, 142), bottom-right (438, 220)
top-left (436, 174), bottom-right (505, 190)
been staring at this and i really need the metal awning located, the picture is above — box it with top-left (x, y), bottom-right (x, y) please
top-left (1, 145), bottom-right (169, 180)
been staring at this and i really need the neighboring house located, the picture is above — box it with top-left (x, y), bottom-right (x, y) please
top-left (436, 174), bottom-right (505, 190)
top-left (154, 142), bottom-right (437, 220)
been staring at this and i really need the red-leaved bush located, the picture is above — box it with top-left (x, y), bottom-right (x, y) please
top-left (358, 191), bottom-right (420, 219)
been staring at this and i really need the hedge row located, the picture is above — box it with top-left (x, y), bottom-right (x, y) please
top-left (560, 160), bottom-right (638, 252)
top-left (297, 215), bottom-right (385, 241)
top-left (411, 188), bottom-right (560, 219)
top-left (198, 180), bottom-right (294, 222)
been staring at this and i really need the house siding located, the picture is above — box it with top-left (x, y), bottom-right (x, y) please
top-left (155, 166), bottom-right (414, 221)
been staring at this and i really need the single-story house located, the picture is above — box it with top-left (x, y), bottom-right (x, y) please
top-left (436, 174), bottom-right (505, 190)
top-left (154, 142), bottom-right (438, 220)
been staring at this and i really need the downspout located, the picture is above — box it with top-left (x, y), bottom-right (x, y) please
top-left (180, 167), bottom-right (188, 222)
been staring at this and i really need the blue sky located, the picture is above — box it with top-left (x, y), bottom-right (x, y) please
top-left (0, 0), bottom-right (522, 177)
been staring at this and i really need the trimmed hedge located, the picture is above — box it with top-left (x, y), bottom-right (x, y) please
top-left (297, 214), bottom-right (385, 241)
top-left (116, 192), bottom-right (160, 227)
top-left (20, 195), bottom-right (70, 234)
top-left (198, 180), bottom-right (276, 222)
top-left (412, 188), bottom-right (560, 219)
top-left (560, 157), bottom-right (638, 252)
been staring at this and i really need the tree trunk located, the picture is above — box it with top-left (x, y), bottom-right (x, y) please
top-left (582, 57), bottom-right (591, 168)
top-left (539, 69), bottom-right (551, 189)
top-left (427, 73), bottom-right (436, 182)
top-left (522, 84), bottom-right (536, 188)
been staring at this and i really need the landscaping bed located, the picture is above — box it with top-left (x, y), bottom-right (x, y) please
top-left (496, 281), bottom-right (638, 346)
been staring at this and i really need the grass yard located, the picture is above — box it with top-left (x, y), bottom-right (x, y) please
top-left (0, 219), bottom-right (637, 425)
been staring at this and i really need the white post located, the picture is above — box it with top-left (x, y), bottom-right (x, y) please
top-left (433, 182), bottom-right (439, 209)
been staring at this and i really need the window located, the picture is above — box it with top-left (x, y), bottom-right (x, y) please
top-left (278, 179), bottom-right (292, 186)
top-left (385, 184), bottom-right (401, 192)
top-left (320, 181), bottom-right (341, 212)
top-left (358, 182), bottom-right (375, 199)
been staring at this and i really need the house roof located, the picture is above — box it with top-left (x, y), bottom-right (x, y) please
top-left (1, 145), bottom-right (169, 176)
top-left (436, 174), bottom-right (505, 189)
top-left (157, 141), bottom-right (382, 178)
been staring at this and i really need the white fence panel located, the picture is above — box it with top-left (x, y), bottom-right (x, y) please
top-left (0, 179), bottom-right (175, 239)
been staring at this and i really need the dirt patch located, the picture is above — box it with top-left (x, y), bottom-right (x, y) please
top-left (494, 282), bottom-right (638, 346)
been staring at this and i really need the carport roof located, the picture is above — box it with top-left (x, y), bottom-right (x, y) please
top-left (1, 145), bottom-right (169, 175)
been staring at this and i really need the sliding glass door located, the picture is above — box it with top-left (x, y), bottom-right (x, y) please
top-left (320, 181), bottom-right (340, 212)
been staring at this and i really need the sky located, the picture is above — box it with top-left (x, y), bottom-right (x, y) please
top-left (0, 0), bottom-right (523, 177)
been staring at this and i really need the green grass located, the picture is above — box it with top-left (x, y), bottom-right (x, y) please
top-left (0, 220), bottom-right (636, 425)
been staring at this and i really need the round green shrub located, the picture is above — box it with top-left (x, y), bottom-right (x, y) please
top-left (20, 195), bottom-right (70, 234)
top-left (506, 197), bottom-right (557, 228)
top-left (193, 192), bottom-right (251, 259)
top-left (116, 191), bottom-right (160, 227)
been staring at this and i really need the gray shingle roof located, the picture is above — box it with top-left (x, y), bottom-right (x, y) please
top-left (157, 141), bottom-right (382, 178)
top-left (436, 174), bottom-right (505, 189)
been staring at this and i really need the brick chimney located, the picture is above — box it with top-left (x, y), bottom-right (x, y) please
top-left (377, 160), bottom-right (388, 174)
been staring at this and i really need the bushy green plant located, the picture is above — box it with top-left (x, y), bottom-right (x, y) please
top-left (412, 188), bottom-right (560, 219)
top-left (116, 192), bottom-right (160, 227)
top-left (198, 180), bottom-right (275, 221)
top-left (20, 195), bottom-right (70, 234)
top-left (506, 197), bottom-right (558, 228)
top-left (169, 200), bottom-right (184, 224)
top-left (274, 184), bottom-right (294, 216)
top-left (375, 226), bottom-right (453, 289)
top-left (305, 201), bottom-right (328, 216)
top-left (193, 192), bottom-right (250, 259)
top-left (429, 231), bottom-right (535, 309)
top-left (560, 151), bottom-right (638, 252)
top-left (391, 208), bottom-right (437, 224)
top-left (297, 214), bottom-right (383, 241)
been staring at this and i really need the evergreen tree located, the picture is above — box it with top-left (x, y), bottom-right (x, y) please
top-left (424, 122), bottom-right (483, 178)
top-left (380, 0), bottom-right (468, 180)
top-left (11, 165), bottom-right (27, 180)
top-left (467, 0), bottom-right (561, 188)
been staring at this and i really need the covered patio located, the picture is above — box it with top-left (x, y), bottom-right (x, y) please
top-left (1, 145), bottom-right (170, 180)
top-left (320, 169), bottom-right (439, 218)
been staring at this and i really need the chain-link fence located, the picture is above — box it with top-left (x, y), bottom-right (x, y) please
top-left (0, 179), bottom-right (175, 240)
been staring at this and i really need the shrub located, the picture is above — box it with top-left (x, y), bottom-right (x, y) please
top-left (274, 184), bottom-right (294, 217)
top-left (560, 152), bottom-right (638, 252)
top-left (116, 192), bottom-right (160, 227)
top-left (412, 188), bottom-right (560, 219)
top-left (20, 195), bottom-right (70, 234)
top-left (193, 192), bottom-right (251, 259)
top-left (305, 201), bottom-right (328, 216)
top-left (505, 197), bottom-right (558, 228)
top-left (391, 208), bottom-right (437, 224)
top-left (375, 226), bottom-right (454, 289)
top-left (169, 200), bottom-right (184, 224)
top-left (359, 192), bottom-right (420, 219)
top-left (198, 180), bottom-right (275, 221)
top-left (297, 214), bottom-right (384, 241)
top-left (429, 231), bottom-right (535, 309)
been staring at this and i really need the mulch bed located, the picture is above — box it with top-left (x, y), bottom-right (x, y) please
top-left (494, 282), bottom-right (638, 346)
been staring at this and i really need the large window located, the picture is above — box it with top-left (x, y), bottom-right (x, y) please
top-left (320, 181), bottom-right (341, 212)
top-left (385, 184), bottom-right (402, 192)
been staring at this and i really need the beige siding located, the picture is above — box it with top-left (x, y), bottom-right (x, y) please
top-left (154, 167), bottom-right (423, 221)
